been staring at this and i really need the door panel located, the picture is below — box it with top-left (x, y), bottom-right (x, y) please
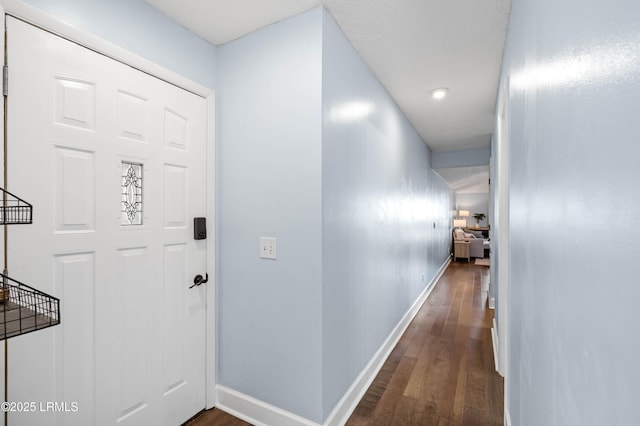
top-left (53, 252), bottom-right (95, 426)
top-left (6, 17), bottom-right (207, 426)
top-left (54, 147), bottom-right (96, 232)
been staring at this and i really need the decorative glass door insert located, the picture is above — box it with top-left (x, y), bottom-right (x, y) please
top-left (121, 161), bottom-right (143, 225)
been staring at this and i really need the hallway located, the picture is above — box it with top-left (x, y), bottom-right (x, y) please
top-left (346, 261), bottom-right (503, 425)
top-left (190, 260), bottom-right (503, 425)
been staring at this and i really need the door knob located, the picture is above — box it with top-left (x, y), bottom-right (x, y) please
top-left (189, 273), bottom-right (208, 288)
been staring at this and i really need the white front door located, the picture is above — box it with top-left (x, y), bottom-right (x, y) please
top-left (5, 17), bottom-right (208, 426)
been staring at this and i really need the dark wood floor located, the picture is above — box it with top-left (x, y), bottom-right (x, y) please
top-left (184, 408), bottom-right (251, 426)
top-left (346, 260), bottom-right (503, 425)
top-left (188, 260), bottom-right (503, 426)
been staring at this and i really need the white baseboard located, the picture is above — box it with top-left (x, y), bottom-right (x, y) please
top-left (491, 318), bottom-right (503, 377)
top-left (216, 256), bottom-right (452, 426)
top-left (323, 256), bottom-right (451, 426)
top-left (216, 385), bottom-right (321, 426)
top-left (493, 319), bottom-right (508, 426)
top-left (505, 407), bottom-right (512, 426)
top-left (489, 295), bottom-right (495, 309)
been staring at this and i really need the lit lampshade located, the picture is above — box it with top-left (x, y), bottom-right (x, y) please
top-left (459, 210), bottom-right (470, 217)
top-left (453, 219), bottom-right (467, 228)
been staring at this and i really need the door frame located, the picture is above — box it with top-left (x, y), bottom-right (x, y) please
top-left (0, 0), bottom-right (217, 410)
top-left (494, 74), bottom-right (510, 421)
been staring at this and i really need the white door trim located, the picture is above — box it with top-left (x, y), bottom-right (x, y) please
top-left (495, 75), bottom-right (510, 419)
top-left (0, 0), bottom-right (217, 410)
top-left (205, 93), bottom-right (216, 409)
top-left (0, 0), bottom-right (213, 98)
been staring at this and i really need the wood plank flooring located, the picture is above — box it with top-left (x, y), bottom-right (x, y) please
top-left (346, 260), bottom-right (503, 425)
top-left (183, 408), bottom-right (251, 426)
top-left (187, 260), bottom-right (502, 426)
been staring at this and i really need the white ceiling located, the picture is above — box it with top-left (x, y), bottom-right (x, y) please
top-left (144, 0), bottom-right (510, 155)
top-left (434, 166), bottom-right (489, 194)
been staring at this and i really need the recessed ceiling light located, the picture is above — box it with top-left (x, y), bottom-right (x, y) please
top-left (431, 87), bottom-right (449, 100)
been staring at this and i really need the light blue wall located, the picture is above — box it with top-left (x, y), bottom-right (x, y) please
top-left (216, 8), bottom-right (324, 422)
top-left (22, 0), bottom-right (217, 88)
top-left (500, 0), bottom-right (640, 424)
top-left (432, 146), bottom-right (491, 168)
top-left (320, 9), bottom-right (453, 418)
top-left (217, 7), bottom-right (454, 423)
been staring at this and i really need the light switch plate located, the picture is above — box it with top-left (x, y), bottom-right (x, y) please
top-left (260, 237), bottom-right (277, 259)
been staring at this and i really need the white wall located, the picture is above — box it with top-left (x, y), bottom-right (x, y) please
top-left (21, 0), bottom-right (217, 88)
top-left (498, 0), bottom-right (640, 424)
top-left (320, 9), bottom-right (453, 419)
top-left (216, 8), bottom-right (324, 422)
top-left (456, 192), bottom-right (489, 227)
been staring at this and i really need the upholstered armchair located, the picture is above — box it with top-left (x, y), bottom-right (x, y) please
top-left (453, 229), bottom-right (485, 258)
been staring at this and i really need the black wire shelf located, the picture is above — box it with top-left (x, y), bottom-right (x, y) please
top-left (0, 273), bottom-right (60, 340)
top-left (0, 188), bottom-right (33, 225)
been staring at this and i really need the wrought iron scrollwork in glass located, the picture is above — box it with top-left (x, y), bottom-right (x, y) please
top-left (121, 161), bottom-right (143, 226)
